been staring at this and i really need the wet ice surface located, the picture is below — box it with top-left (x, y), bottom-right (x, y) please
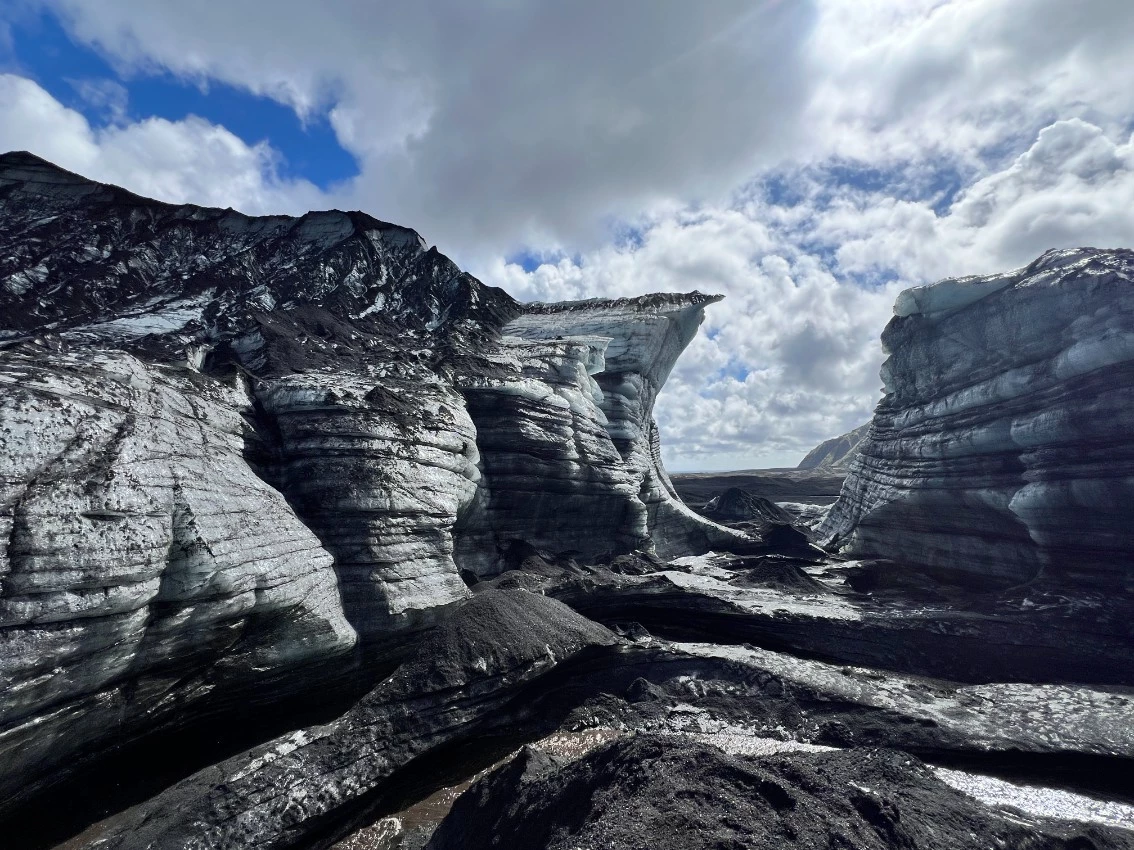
top-left (664, 550), bottom-right (1069, 623)
top-left (667, 553), bottom-right (739, 581)
top-left (332, 631), bottom-right (1134, 847)
top-left (935, 767), bottom-right (1134, 832)
top-left (660, 552), bottom-right (865, 621)
top-left (331, 634), bottom-right (1134, 847)
top-left (334, 718), bottom-right (1134, 848)
top-left (672, 641), bottom-right (1134, 758)
top-left (653, 708), bottom-right (1134, 833)
top-left (680, 729), bottom-right (1134, 832)
top-left (654, 712), bottom-right (835, 758)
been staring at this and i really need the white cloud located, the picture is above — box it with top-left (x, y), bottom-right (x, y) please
top-left (0, 73), bottom-right (325, 214)
top-left (37, 0), bottom-right (819, 252)
top-left (67, 76), bottom-right (128, 123)
top-left (817, 119), bottom-right (1134, 282)
top-left (807, 0), bottom-right (1134, 166)
top-left (484, 116), bottom-right (1134, 470)
top-left (3, 2), bottom-right (1134, 470)
top-left (481, 204), bottom-right (901, 471)
top-left (0, 72), bottom-right (97, 166)
top-left (24, 0), bottom-right (1133, 260)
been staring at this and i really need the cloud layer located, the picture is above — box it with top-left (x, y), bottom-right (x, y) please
top-left (494, 117), bottom-right (1134, 470)
top-left (0, 73), bottom-right (324, 213)
top-left (2, 1), bottom-right (1134, 469)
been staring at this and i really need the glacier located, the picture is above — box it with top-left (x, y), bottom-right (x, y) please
top-left (819, 247), bottom-right (1134, 588)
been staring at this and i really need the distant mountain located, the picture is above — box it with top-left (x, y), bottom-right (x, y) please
top-left (797, 422), bottom-right (870, 472)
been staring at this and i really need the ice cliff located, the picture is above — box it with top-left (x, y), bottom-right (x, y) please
top-left (819, 248), bottom-right (1134, 587)
top-left (0, 152), bottom-right (738, 809)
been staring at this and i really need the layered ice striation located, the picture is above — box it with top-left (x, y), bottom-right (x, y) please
top-left (0, 152), bottom-right (737, 806)
top-left (0, 346), bottom-right (355, 809)
top-left (500, 295), bottom-right (746, 560)
top-left (255, 366), bottom-right (483, 640)
top-left (819, 248), bottom-right (1134, 587)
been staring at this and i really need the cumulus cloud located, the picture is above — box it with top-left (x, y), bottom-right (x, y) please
top-left (0, 73), bottom-right (325, 213)
top-left (818, 118), bottom-right (1134, 282)
top-left (808, 0), bottom-right (1134, 166)
top-left (484, 116), bottom-right (1134, 469)
top-left (2, 2), bottom-right (1134, 469)
top-left (38, 0), bottom-right (819, 253)
top-left (67, 77), bottom-right (129, 123)
top-left (33, 0), bottom-right (1134, 254)
top-left (483, 204), bottom-right (901, 470)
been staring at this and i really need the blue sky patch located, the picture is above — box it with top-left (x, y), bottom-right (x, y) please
top-left (611, 222), bottom-right (646, 251)
top-left (760, 172), bottom-right (807, 208)
top-left (842, 266), bottom-right (901, 289)
top-left (714, 359), bottom-right (750, 382)
top-left (505, 249), bottom-right (548, 273)
top-left (819, 159), bottom-right (970, 208)
top-left (754, 158), bottom-right (970, 216)
top-left (505, 248), bottom-right (582, 272)
top-left (1, 10), bottom-right (357, 189)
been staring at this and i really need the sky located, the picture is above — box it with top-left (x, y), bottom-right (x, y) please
top-left (2, 1), bottom-right (1134, 471)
